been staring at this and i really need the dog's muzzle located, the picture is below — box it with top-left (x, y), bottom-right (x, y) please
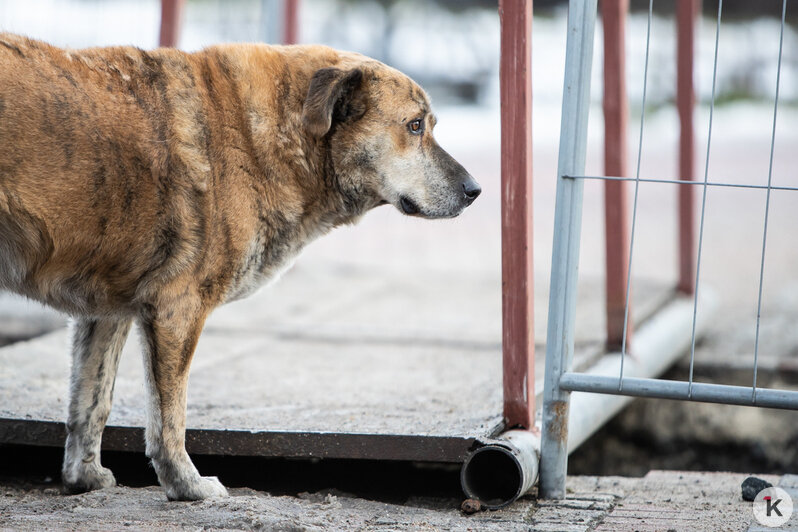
top-left (462, 176), bottom-right (481, 206)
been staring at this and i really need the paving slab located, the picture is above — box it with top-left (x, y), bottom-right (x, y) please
top-left (592, 471), bottom-right (774, 532)
top-left (0, 264), bottom-right (668, 462)
top-left (748, 474), bottom-right (798, 532)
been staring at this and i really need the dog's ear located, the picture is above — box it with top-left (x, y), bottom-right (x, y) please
top-left (302, 67), bottom-right (365, 138)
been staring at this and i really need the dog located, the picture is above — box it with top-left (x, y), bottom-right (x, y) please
top-left (0, 33), bottom-right (480, 500)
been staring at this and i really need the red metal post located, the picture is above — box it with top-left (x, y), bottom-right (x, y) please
top-left (159, 0), bottom-right (185, 48)
top-left (283, 0), bottom-right (300, 45)
top-left (499, 0), bottom-right (534, 429)
top-left (602, 0), bottom-right (631, 350)
top-left (677, 0), bottom-right (698, 294)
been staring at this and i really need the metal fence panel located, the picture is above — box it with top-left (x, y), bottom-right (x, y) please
top-left (540, 0), bottom-right (798, 499)
top-left (539, 0), bottom-right (598, 500)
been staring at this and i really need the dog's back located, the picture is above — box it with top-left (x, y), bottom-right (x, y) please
top-left (0, 34), bottom-right (219, 315)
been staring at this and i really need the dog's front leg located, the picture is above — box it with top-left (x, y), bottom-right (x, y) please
top-left (63, 317), bottom-right (132, 493)
top-left (139, 302), bottom-right (227, 501)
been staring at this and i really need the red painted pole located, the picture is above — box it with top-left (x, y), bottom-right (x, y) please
top-left (283, 0), bottom-right (300, 45)
top-left (159, 0), bottom-right (185, 48)
top-left (677, 0), bottom-right (698, 294)
top-left (499, 0), bottom-right (534, 429)
top-left (602, 0), bottom-right (631, 350)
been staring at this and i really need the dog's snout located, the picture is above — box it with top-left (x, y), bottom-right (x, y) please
top-left (462, 178), bottom-right (482, 204)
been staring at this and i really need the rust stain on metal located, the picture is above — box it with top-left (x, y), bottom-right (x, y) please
top-left (676, 0), bottom-right (699, 295)
top-left (159, 0), bottom-right (185, 48)
top-left (499, 0), bottom-right (535, 431)
top-left (283, 0), bottom-right (300, 45)
top-left (602, 0), bottom-right (632, 351)
top-left (549, 400), bottom-right (570, 444)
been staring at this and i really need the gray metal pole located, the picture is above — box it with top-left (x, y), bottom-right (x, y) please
top-left (539, 0), bottom-right (598, 499)
top-left (560, 375), bottom-right (798, 411)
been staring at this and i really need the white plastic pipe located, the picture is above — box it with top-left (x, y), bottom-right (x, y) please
top-left (566, 289), bottom-right (717, 453)
top-left (460, 429), bottom-right (539, 509)
top-left (461, 289), bottom-right (717, 507)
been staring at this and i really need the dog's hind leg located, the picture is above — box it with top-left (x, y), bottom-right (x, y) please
top-left (139, 302), bottom-right (227, 501)
top-left (62, 317), bottom-right (132, 493)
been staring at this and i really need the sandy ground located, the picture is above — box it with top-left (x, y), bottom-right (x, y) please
top-left (2, 472), bottom-right (794, 531)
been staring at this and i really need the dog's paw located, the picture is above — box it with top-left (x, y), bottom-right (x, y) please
top-left (165, 476), bottom-right (229, 501)
top-left (63, 464), bottom-right (117, 494)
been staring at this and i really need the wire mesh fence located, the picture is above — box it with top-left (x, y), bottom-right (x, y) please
top-left (540, 0), bottom-right (798, 498)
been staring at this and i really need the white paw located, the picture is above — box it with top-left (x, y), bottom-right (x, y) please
top-left (165, 476), bottom-right (229, 501)
top-left (63, 464), bottom-right (117, 494)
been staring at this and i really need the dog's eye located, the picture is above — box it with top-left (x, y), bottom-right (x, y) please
top-left (408, 119), bottom-right (424, 135)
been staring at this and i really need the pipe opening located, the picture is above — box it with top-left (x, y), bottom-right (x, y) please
top-left (460, 446), bottom-right (522, 508)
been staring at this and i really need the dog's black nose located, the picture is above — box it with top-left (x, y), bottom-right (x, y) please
top-left (462, 179), bottom-right (482, 203)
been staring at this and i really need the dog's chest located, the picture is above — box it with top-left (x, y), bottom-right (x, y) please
top-left (223, 232), bottom-right (302, 303)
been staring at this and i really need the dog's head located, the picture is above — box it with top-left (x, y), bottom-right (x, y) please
top-left (301, 58), bottom-right (480, 219)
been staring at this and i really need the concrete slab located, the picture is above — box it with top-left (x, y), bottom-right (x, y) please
top-left (0, 293), bottom-right (65, 346)
top-left (691, 280), bottom-right (798, 380)
top-left (0, 264), bottom-right (667, 462)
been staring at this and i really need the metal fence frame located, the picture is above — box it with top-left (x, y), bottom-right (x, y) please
top-left (540, 0), bottom-right (798, 499)
top-left (158, 0), bottom-right (300, 48)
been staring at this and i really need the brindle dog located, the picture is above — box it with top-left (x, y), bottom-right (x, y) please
top-left (0, 33), bottom-right (480, 500)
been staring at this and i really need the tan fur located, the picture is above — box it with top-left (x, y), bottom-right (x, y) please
top-left (0, 33), bottom-right (479, 500)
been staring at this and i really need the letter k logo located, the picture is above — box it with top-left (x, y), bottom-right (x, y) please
top-left (754, 487), bottom-right (792, 526)
top-left (764, 496), bottom-right (783, 517)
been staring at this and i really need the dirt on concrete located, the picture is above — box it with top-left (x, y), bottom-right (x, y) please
top-left (1, 471), bottom-right (786, 531)
top-left (0, 481), bottom-right (537, 531)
